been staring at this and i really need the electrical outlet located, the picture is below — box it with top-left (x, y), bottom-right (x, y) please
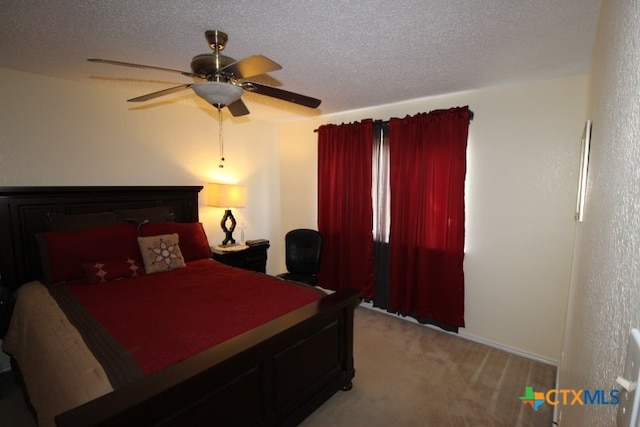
top-left (617, 329), bottom-right (640, 427)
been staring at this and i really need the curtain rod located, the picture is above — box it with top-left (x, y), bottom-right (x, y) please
top-left (313, 109), bottom-right (474, 132)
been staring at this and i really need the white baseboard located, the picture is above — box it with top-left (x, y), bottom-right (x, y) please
top-left (457, 331), bottom-right (558, 366)
top-left (358, 302), bottom-right (558, 367)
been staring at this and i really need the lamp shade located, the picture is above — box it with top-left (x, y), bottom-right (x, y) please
top-left (207, 183), bottom-right (247, 208)
top-left (192, 82), bottom-right (243, 106)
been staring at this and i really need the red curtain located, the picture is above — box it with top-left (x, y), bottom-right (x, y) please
top-left (388, 107), bottom-right (470, 327)
top-left (317, 120), bottom-right (375, 298)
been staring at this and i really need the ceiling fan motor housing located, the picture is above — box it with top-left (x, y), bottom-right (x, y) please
top-left (190, 54), bottom-right (236, 81)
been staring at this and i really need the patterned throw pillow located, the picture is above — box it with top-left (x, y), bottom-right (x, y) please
top-left (139, 222), bottom-right (211, 261)
top-left (38, 222), bottom-right (142, 284)
top-left (137, 233), bottom-right (186, 274)
top-left (83, 258), bottom-right (143, 283)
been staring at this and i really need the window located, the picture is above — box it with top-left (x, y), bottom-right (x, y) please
top-left (318, 107), bottom-right (471, 328)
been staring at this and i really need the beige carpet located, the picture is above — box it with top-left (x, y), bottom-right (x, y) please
top-left (0, 305), bottom-right (555, 426)
top-left (301, 306), bottom-right (555, 427)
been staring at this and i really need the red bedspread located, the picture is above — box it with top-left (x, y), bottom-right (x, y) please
top-left (65, 259), bottom-right (322, 375)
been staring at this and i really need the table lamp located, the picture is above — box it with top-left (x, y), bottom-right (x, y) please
top-left (207, 183), bottom-right (247, 246)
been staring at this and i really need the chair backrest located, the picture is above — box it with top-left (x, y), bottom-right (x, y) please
top-left (284, 229), bottom-right (322, 274)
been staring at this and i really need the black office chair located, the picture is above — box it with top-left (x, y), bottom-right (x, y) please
top-left (277, 229), bottom-right (322, 286)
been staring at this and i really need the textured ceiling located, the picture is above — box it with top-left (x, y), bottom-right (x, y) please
top-left (0, 0), bottom-right (601, 122)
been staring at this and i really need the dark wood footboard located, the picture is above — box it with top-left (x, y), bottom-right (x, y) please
top-left (55, 288), bottom-right (361, 427)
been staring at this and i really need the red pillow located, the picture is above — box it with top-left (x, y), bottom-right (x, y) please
top-left (83, 258), bottom-right (144, 283)
top-left (139, 222), bottom-right (211, 262)
top-left (39, 223), bottom-right (141, 283)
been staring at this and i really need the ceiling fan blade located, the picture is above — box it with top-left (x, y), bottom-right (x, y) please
top-left (127, 84), bottom-right (192, 102)
top-left (226, 99), bottom-right (250, 117)
top-left (88, 58), bottom-right (201, 78)
top-left (244, 82), bottom-right (321, 108)
top-left (220, 55), bottom-right (282, 80)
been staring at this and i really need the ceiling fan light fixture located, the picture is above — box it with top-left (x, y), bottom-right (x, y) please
top-left (192, 82), bottom-right (243, 107)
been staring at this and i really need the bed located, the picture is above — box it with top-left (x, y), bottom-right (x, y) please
top-left (0, 186), bottom-right (361, 427)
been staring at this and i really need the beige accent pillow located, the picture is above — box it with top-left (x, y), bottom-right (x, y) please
top-left (137, 233), bottom-right (186, 273)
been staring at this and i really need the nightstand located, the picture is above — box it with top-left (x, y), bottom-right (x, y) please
top-left (211, 242), bottom-right (270, 273)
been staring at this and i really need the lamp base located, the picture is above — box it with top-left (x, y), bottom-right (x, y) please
top-left (220, 208), bottom-right (237, 246)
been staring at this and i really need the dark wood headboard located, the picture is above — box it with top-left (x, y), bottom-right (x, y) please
top-left (0, 186), bottom-right (203, 291)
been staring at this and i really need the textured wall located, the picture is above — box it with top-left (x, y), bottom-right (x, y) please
top-left (557, 0), bottom-right (640, 425)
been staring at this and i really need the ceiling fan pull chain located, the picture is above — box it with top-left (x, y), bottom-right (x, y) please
top-left (218, 107), bottom-right (225, 168)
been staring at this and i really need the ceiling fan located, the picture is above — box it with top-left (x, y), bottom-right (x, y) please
top-left (88, 30), bottom-right (321, 117)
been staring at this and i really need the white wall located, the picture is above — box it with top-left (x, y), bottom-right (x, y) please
top-left (280, 75), bottom-right (588, 362)
top-left (557, 0), bottom-right (640, 425)
top-left (0, 68), bottom-right (283, 273)
top-left (0, 66), bottom-right (592, 365)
